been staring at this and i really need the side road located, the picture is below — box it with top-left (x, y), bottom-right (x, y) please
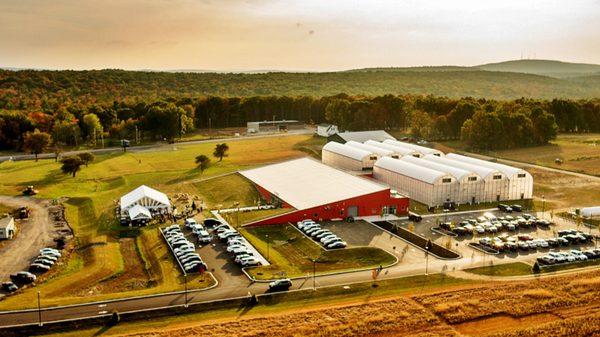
top-left (0, 129), bottom-right (313, 163)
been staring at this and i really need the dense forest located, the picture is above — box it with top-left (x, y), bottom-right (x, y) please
top-left (0, 68), bottom-right (599, 153)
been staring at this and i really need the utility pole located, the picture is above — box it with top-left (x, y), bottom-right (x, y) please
top-left (425, 239), bottom-right (432, 276)
top-left (37, 291), bottom-right (42, 327)
top-left (312, 259), bottom-right (316, 290)
top-left (184, 274), bottom-right (188, 308)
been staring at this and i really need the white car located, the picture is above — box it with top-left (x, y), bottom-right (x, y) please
top-left (175, 247), bottom-right (195, 256)
top-left (322, 236), bottom-right (342, 245)
top-left (197, 230), bottom-right (212, 243)
top-left (227, 237), bottom-right (245, 245)
top-left (302, 224), bottom-right (320, 232)
top-left (230, 247), bottom-right (252, 255)
top-left (474, 225), bottom-right (485, 234)
top-left (227, 244), bottom-right (246, 252)
top-left (218, 231), bottom-right (239, 240)
top-left (240, 257), bottom-right (260, 267)
top-left (327, 241), bottom-right (347, 249)
top-left (320, 234), bottom-right (338, 243)
top-left (305, 226), bottom-right (322, 235)
top-left (315, 230), bottom-right (333, 239)
top-left (40, 248), bottom-right (61, 257)
top-left (297, 220), bottom-right (315, 229)
top-left (235, 254), bottom-right (253, 263)
top-left (39, 254), bottom-right (58, 262)
top-left (185, 218), bottom-right (198, 228)
top-left (570, 250), bottom-right (588, 261)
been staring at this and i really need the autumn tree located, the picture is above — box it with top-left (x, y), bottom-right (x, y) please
top-left (195, 154), bottom-right (211, 174)
top-left (77, 152), bottom-right (95, 167)
top-left (82, 113), bottom-right (103, 145)
top-left (213, 143), bottom-right (229, 161)
top-left (23, 130), bottom-right (52, 161)
top-left (60, 156), bottom-right (84, 177)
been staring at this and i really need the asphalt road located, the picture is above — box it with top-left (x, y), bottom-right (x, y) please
top-left (0, 197), bottom-right (57, 285)
top-left (0, 129), bottom-right (313, 163)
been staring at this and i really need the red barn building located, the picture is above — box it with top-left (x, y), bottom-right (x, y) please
top-left (239, 158), bottom-right (409, 226)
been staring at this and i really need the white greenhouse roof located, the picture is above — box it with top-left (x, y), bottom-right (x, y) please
top-left (383, 140), bottom-right (443, 156)
top-left (364, 140), bottom-right (417, 156)
top-left (128, 205), bottom-right (152, 220)
top-left (581, 207), bottom-right (600, 218)
top-left (375, 157), bottom-right (448, 184)
top-left (423, 155), bottom-right (497, 179)
top-left (120, 185), bottom-right (171, 210)
top-left (322, 141), bottom-right (371, 161)
top-left (345, 141), bottom-right (393, 156)
top-left (335, 130), bottom-right (395, 143)
top-left (446, 153), bottom-right (525, 177)
top-left (239, 158), bottom-right (388, 210)
top-left (400, 156), bottom-right (474, 181)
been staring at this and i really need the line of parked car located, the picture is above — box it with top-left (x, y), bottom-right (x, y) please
top-left (443, 212), bottom-right (552, 236)
top-left (477, 229), bottom-right (594, 253)
top-left (537, 249), bottom-right (600, 265)
top-left (297, 220), bottom-right (347, 249)
top-left (211, 221), bottom-right (262, 267)
top-left (184, 218), bottom-right (213, 244)
top-left (162, 225), bottom-right (207, 273)
top-left (2, 247), bottom-right (60, 293)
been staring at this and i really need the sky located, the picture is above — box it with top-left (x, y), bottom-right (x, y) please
top-left (1, 0), bottom-right (599, 71)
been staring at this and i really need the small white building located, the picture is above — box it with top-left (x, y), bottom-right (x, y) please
top-left (0, 216), bottom-right (15, 239)
top-left (316, 124), bottom-right (339, 137)
top-left (322, 141), bottom-right (376, 171)
top-left (364, 140), bottom-right (422, 158)
top-left (120, 185), bottom-right (172, 219)
top-left (345, 141), bottom-right (400, 159)
top-left (373, 157), bottom-right (456, 207)
top-left (446, 153), bottom-right (533, 200)
top-left (383, 139), bottom-right (444, 157)
top-left (581, 206), bottom-right (600, 218)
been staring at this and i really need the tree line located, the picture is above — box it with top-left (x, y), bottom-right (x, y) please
top-left (1, 94), bottom-right (599, 153)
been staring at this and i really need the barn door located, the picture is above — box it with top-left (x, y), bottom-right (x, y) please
top-left (347, 206), bottom-right (358, 217)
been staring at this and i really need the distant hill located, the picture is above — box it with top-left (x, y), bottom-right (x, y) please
top-left (475, 59), bottom-right (600, 78)
top-left (346, 66), bottom-right (473, 72)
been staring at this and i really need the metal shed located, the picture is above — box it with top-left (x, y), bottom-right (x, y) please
top-left (345, 141), bottom-right (399, 159)
top-left (364, 140), bottom-right (421, 158)
top-left (322, 142), bottom-right (377, 171)
top-left (423, 155), bottom-right (508, 202)
top-left (446, 153), bottom-right (533, 200)
top-left (382, 139), bottom-right (444, 157)
top-left (401, 155), bottom-right (483, 204)
top-left (373, 157), bottom-right (456, 207)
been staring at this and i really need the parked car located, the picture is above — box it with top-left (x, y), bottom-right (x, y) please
top-left (40, 248), bottom-right (61, 257)
top-left (240, 257), bottom-right (261, 267)
top-left (510, 204), bottom-right (522, 212)
top-left (408, 212), bottom-right (422, 222)
top-left (197, 230), bottom-right (212, 243)
top-left (184, 218), bottom-right (198, 228)
top-left (268, 278), bottom-right (292, 291)
top-left (327, 241), bottom-right (347, 249)
top-left (305, 226), bottom-right (323, 235)
top-left (218, 231), bottom-right (240, 241)
top-left (10, 271), bottom-right (36, 284)
top-left (302, 224), bottom-right (320, 232)
top-left (557, 237), bottom-right (570, 246)
top-left (235, 254), bottom-right (253, 264)
top-left (320, 234), bottom-right (338, 243)
top-left (322, 236), bottom-right (342, 245)
top-left (227, 244), bottom-right (247, 252)
top-left (203, 218), bottom-right (222, 227)
top-left (297, 219), bottom-right (316, 229)
top-left (2, 282), bottom-right (18, 292)
top-left (315, 230), bottom-right (333, 239)
top-left (29, 263), bottom-right (51, 272)
top-left (310, 229), bottom-right (328, 237)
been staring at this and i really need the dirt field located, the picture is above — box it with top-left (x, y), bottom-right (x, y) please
top-left (528, 166), bottom-right (600, 209)
top-left (106, 270), bottom-right (600, 337)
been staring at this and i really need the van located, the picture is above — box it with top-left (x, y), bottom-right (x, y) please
top-left (408, 212), bottom-right (422, 222)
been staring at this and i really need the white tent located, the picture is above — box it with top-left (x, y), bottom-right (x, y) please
top-left (120, 185), bottom-right (171, 217)
top-left (128, 205), bottom-right (152, 220)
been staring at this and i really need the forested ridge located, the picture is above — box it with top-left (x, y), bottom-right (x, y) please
top-left (0, 68), bottom-right (599, 153)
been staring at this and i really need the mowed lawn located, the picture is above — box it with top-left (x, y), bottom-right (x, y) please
top-left (241, 224), bottom-right (396, 280)
top-left (0, 134), bottom-right (313, 309)
top-left (438, 133), bottom-right (600, 176)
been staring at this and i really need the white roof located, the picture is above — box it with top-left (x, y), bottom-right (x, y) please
top-left (446, 153), bottom-right (525, 177)
top-left (364, 140), bottom-right (417, 156)
top-left (423, 154), bottom-right (498, 179)
top-left (239, 158), bottom-right (388, 210)
top-left (322, 142), bottom-right (371, 161)
top-left (335, 130), bottom-right (395, 143)
top-left (383, 139), bottom-right (443, 156)
top-left (581, 206), bottom-right (600, 218)
top-left (345, 141), bottom-right (393, 156)
top-left (400, 155), bottom-right (475, 181)
top-left (128, 205), bottom-right (152, 220)
top-left (120, 185), bottom-right (171, 210)
top-left (375, 157), bottom-right (449, 184)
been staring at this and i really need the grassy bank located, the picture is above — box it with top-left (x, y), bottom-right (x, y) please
top-left (465, 262), bottom-right (533, 277)
top-left (241, 224), bottom-right (396, 280)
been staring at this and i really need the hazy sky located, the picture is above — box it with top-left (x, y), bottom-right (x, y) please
top-left (1, 0), bottom-right (599, 71)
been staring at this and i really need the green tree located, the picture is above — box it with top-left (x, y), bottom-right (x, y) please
top-left (409, 110), bottom-right (433, 139)
top-left (82, 113), bottom-right (103, 144)
top-left (325, 98), bottom-right (351, 130)
top-left (531, 107), bottom-right (558, 144)
top-left (195, 154), bottom-right (211, 174)
top-left (22, 130), bottom-right (51, 161)
top-left (77, 152), bottom-right (95, 167)
top-left (60, 156), bottom-right (84, 177)
top-left (213, 143), bottom-right (229, 161)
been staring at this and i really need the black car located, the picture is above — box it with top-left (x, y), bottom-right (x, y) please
top-left (10, 271), bottom-right (36, 284)
top-left (268, 279), bottom-right (292, 291)
top-left (510, 204), bottom-right (522, 212)
top-left (408, 212), bottom-right (422, 222)
top-left (2, 282), bottom-right (18, 292)
top-left (203, 218), bottom-right (222, 227)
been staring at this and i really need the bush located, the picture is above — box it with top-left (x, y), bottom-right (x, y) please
top-left (532, 262), bottom-right (541, 274)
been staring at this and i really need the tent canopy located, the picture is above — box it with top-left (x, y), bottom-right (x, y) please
top-left (128, 205), bottom-right (152, 220)
top-left (120, 185), bottom-right (171, 211)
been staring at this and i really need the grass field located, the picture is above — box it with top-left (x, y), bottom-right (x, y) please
top-left (0, 203), bottom-right (13, 215)
top-left (437, 133), bottom-right (600, 176)
top-left (465, 262), bottom-right (533, 277)
top-left (36, 269), bottom-right (600, 337)
top-left (0, 134), bottom-right (313, 309)
top-left (240, 224), bottom-right (396, 280)
top-left (221, 208), bottom-right (291, 228)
